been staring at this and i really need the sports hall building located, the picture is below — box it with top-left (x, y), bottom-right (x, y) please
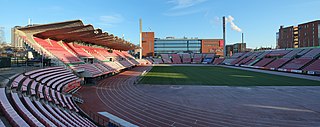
top-left (141, 32), bottom-right (224, 57)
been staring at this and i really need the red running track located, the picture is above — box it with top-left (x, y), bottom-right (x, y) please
top-left (78, 66), bottom-right (318, 127)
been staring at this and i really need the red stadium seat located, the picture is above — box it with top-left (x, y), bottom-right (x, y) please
top-left (303, 59), bottom-right (320, 72)
top-left (264, 58), bottom-right (291, 69)
top-left (213, 58), bottom-right (225, 65)
top-left (253, 58), bottom-right (275, 67)
top-left (182, 54), bottom-right (191, 63)
top-left (0, 88), bottom-right (29, 127)
top-left (171, 54), bottom-right (182, 64)
top-left (281, 58), bottom-right (313, 70)
top-left (192, 54), bottom-right (203, 63)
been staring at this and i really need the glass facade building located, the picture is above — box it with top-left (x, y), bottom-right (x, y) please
top-left (154, 39), bottom-right (201, 55)
top-left (141, 32), bottom-right (224, 57)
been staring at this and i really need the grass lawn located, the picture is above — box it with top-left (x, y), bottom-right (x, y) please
top-left (139, 66), bottom-right (320, 86)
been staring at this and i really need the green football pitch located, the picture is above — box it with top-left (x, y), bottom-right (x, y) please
top-left (139, 66), bottom-right (320, 86)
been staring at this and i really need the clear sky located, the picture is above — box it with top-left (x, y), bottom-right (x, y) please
top-left (0, 0), bottom-right (319, 48)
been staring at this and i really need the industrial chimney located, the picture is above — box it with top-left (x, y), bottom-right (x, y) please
top-left (242, 33), bottom-right (244, 52)
top-left (223, 16), bottom-right (226, 57)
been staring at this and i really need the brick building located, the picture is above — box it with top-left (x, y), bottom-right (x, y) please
top-left (225, 43), bottom-right (246, 56)
top-left (277, 20), bottom-right (320, 49)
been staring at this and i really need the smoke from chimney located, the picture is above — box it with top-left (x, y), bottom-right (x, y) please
top-left (225, 15), bottom-right (242, 32)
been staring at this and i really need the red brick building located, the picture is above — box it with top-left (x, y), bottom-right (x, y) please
top-left (141, 32), bottom-right (155, 57)
top-left (201, 39), bottom-right (224, 56)
top-left (277, 20), bottom-right (320, 49)
top-left (298, 20), bottom-right (320, 47)
top-left (278, 26), bottom-right (294, 49)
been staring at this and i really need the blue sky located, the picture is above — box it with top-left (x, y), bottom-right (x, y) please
top-left (0, 0), bottom-right (319, 48)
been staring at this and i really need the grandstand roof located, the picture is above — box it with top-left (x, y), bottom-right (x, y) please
top-left (18, 20), bottom-right (138, 51)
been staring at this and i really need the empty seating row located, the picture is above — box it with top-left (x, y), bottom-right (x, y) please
top-left (171, 54), bottom-right (182, 64)
top-left (182, 54), bottom-right (191, 63)
top-left (33, 37), bottom-right (138, 78)
top-left (149, 53), bottom-right (224, 64)
top-left (280, 58), bottom-right (313, 70)
top-left (93, 63), bottom-right (111, 74)
top-left (34, 37), bottom-right (82, 63)
top-left (303, 59), bottom-right (320, 72)
top-left (223, 47), bottom-right (320, 75)
top-left (11, 92), bottom-right (45, 126)
top-left (213, 58), bottom-right (225, 65)
top-left (192, 54), bottom-right (203, 63)
top-left (104, 61), bottom-right (125, 71)
top-left (122, 52), bottom-right (140, 65)
top-left (70, 64), bottom-right (103, 77)
top-left (161, 54), bottom-right (172, 64)
top-left (0, 88), bottom-right (30, 127)
top-left (253, 58), bottom-right (275, 67)
top-left (1, 66), bottom-right (97, 126)
top-left (203, 54), bottom-right (215, 63)
top-left (230, 52), bottom-right (253, 65)
top-left (66, 43), bottom-right (93, 58)
top-left (152, 58), bottom-right (164, 64)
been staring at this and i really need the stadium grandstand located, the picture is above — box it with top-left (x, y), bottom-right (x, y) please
top-left (145, 47), bottom-right (320, 75)
top-left (1, 20), bottom-right (320, 127)
top-left (0, 20), bottom-right (142, 126)
top-left (2, 0), bottom-right (320, 126)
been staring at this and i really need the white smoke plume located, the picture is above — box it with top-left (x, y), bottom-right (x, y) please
top-left (225, 15), bottom-right (242, 32)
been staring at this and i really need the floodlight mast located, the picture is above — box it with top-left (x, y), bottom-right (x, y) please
top-left (139, 18), bottom-right (142, 59)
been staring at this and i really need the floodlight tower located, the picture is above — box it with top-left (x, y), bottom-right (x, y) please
top-left (223, 16), bottom-right (226, 57)
top-left (139, 18), bottom-right (142, 59)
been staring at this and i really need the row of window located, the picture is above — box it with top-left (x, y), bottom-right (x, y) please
top-left (283, 23), bottom-right (318, 31)
top-left (155, 40), bottom-right (201, 43)
top-left (154, 44), bottom-right (201, 47)
top-left (155, 43), bottom-right (200, 45)
top-left (154, 48), bottom-right (201, 51)
top-left (154, 51), bottom-right (201, 54)
top-left (154, 45), bottom-right (201, 48)
top-left (204, 44), bottom-right (220, 47)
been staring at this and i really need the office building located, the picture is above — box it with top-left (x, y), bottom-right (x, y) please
top-left (141, 32), bottom-right (224, 57)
